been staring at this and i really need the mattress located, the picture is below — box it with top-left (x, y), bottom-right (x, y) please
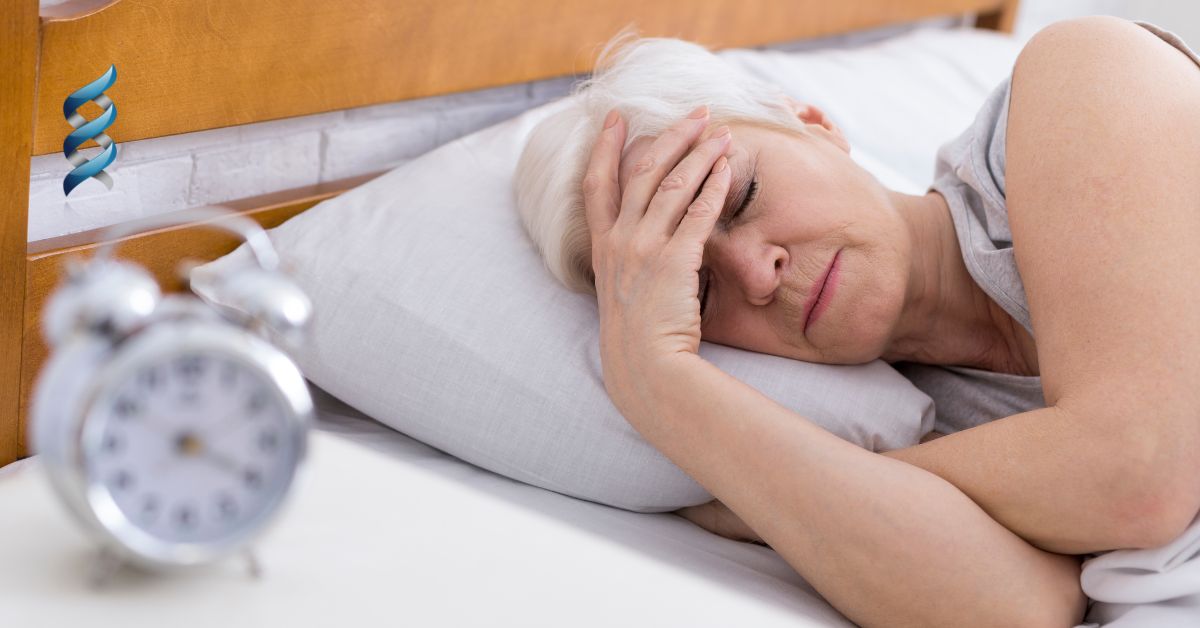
top-left (3, 24), bottom-right (1032, 627)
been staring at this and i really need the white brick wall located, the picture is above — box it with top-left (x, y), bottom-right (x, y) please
top-left (29, 76), bottom-right (575, 242)
top-left (28, 10), bottom-right (982, 243)
top-left (189, 132), bottom-right (322, 207)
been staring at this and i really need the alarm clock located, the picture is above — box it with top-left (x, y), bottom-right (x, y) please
top-left (30, 207), bottom-right (315, 581)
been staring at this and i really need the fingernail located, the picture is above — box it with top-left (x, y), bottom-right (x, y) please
top-left (713, 156), bottom-right (728, 173)
top-left (711, 125), bottom-right (730, 138)
top-left (603, 109), bottom-right (620, 129)
top-left (688, 105), bottom-right (709, 119)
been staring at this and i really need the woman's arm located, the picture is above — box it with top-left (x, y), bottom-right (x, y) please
top-left (629, 353), bottom-right (1086, 628)
top-left (581, 106), bottom-right (1083, 626)
top-left (886, 17), bottom-right (1200, 556)
top-left (886, 16), bottom-right (1200, 555)
top-left (880, 404), bottom-right (1154, 554)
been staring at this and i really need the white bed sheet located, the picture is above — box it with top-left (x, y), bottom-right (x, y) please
top-left (309, 385), bottom-right (855, 626)
top-left (0, 383), bottom-right (849, 627)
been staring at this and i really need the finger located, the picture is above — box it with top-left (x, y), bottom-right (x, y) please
top-left (615, 105), bottom-right (710, 229)
top-left (642, 125), bottom-right (730, 237)
top-left (581, 109), bottom-right (627, 237)
top-left (671, 156), bottom-right (731, 260)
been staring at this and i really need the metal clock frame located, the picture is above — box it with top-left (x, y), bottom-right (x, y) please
top-left (35, 306), bottom-right (313, 575)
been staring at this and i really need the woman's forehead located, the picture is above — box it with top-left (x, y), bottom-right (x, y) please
top-left (618, 134), bottom-right (747, 190)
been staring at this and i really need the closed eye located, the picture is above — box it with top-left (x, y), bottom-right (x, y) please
top-left (726, 177), bottom-right (757, 226)
top-left (700, 174), bottom-right (757, 323)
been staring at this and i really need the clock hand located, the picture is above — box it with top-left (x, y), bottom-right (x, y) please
top-left (202, 448), bottom-right (265, 491)
top-left (173, 431), bottom-right (241, 475)
top-left (148, 435), bottom-right (241, 481)
top-left (199, 449), bottom-right (241, 475)
top-left (151, 452), bottom-right (179, 476)
top-left (201, 414), bottom-right (257, 451)
top-left (143, 422), bottom-right (171, 439)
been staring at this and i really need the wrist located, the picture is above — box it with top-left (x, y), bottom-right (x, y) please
top-left (603, 350), bottom-right (708, 418)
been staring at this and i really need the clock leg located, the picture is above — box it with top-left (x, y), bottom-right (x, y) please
top-left (89, 545), bottom-right (124, 589)
top-left (244, 548), bottom-right (263, 580)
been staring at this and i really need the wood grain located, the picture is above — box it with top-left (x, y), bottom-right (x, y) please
top-left (975, 0), bottom-right (1020, 32)
top-left (1, 0), bottom-right (39, 467)
top-left (31, 0), bottom-right (1015, 156)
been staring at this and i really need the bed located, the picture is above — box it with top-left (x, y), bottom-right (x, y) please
top-left (0, 0), bottom-right (1021, 466)
top-left (0, 0), bottom-right (1039, 625)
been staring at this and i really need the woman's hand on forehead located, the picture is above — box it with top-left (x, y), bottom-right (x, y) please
top-left (582, 105), bottom-right (732, 413)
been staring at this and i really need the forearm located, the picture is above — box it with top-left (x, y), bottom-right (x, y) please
top-left (881, 405), bottom-right (1159, 553)
top-left (609, 354), bottom-right (1084, 627)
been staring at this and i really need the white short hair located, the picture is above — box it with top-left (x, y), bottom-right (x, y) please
top-left (514, 34), bottom-right (806, 294)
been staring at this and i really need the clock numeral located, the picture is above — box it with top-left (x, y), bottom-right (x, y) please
top-left (219, 362), bottom-right (238, 389)
top-left (141, 494), bottom-right (160, 520)
top-left (175, 505), bottom-right (197, 530)
top-left (246, 390), bottom-right (269, 415)
top-left (111, 469), bottom-right (134, 492)
top-left (176, 355), bottom-right (206, 384)
top-left (114, 397), bottom-right (139, 420)
top-left (102, 432), bottom-right (122, 455)
top-left (216, 493), bottom-right (239, 520)
top-left (258, 430), bottom-right (278, 453)
top-left (242, 467), bottom-right (263, 491)
top-left (137, 367), bottom-right (161, 391)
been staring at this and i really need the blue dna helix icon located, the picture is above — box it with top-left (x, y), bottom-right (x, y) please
top-left (62, 64), bottom-right (118, 196)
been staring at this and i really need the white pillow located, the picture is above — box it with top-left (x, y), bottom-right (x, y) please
top-left (191, 97), bottom-right (932, 512)
top-left (186, 27), bottom-right (1027, 512)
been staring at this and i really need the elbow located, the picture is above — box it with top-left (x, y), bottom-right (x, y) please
top-left (1100, 429), bottom-right (1200, 550)
top-left (1012, 555), bottom-right (1087, 628)
top-left (1060, 399), bottom-right (1200, 551)
top-left (1113, 473), bottom-right (1200, 550)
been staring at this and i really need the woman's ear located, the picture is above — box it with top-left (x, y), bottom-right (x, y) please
top-left (784, 96), bottom-right (850, 154)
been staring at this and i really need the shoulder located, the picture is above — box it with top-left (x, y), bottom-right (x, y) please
top-left (1005, 16), bottom-right (1200, 230)
top-left (1004, 17), bottom-right (1200, 202)
top-left (1018, 14), bottom-right (1148, 52)
top-left (1005, 16), bottom-right (1200, 215)
top-left (1017, 16), bottom-right (1166, 65)
top-left (1012, 16), bottom-right (1200, 105)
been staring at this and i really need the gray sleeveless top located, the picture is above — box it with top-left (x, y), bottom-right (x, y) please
top-left (894, 22), bottom-right (1200, 437)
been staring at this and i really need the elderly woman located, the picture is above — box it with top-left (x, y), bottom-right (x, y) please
top-left (514, 16), bottom-right (1200, 627)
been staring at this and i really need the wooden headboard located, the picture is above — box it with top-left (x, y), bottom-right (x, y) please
top-left (0, 0), bottom-right (1020, 466)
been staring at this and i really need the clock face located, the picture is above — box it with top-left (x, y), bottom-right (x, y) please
top-left (82, 351), bottom-right (300, 545)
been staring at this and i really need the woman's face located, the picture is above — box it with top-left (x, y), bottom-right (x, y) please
top-left (617, 121), bottom-right (912, 364)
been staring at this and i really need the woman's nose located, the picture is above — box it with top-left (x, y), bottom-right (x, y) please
top-left (720, 240), bottom-right (786, 306)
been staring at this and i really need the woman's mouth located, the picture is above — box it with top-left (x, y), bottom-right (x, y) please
top-left (803, 249), bottom-right (841, 336)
